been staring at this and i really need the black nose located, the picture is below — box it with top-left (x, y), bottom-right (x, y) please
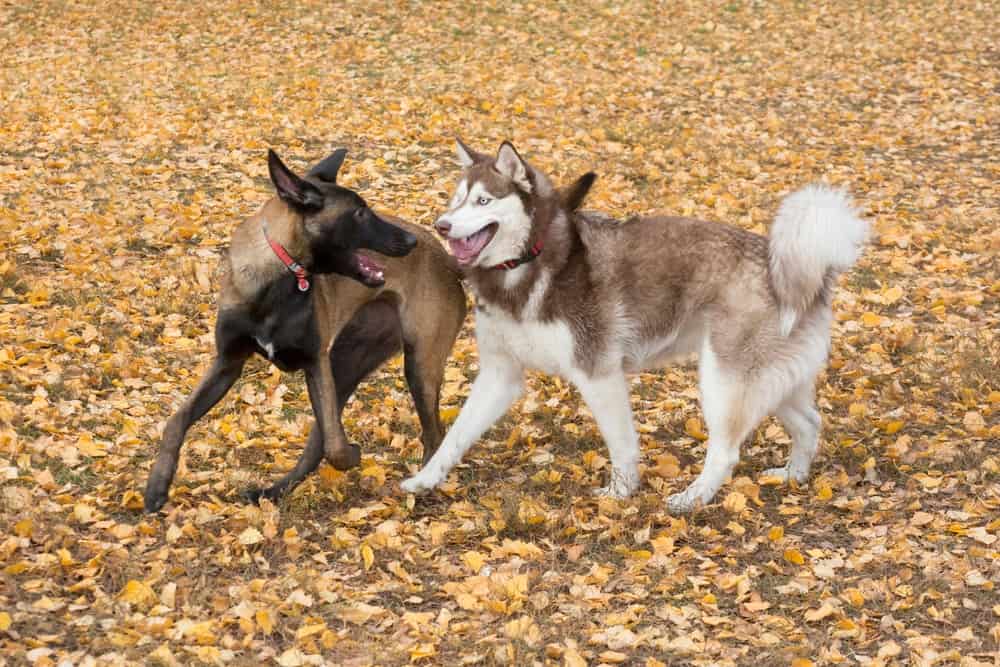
top-left (434, 219), bottom-right (452, 235)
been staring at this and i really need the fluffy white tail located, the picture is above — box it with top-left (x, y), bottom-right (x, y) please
top-left (769, 184), bottom-right (868, 335)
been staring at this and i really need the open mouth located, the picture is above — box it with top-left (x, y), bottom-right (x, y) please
top-left (448, 223), bottom-right (498, 266)
top-left (355, 253), bottom-right (385, 286)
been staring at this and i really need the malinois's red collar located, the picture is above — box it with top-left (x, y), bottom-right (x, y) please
top-left (262, 221), bottom-right (310, 292)
top-left (490, 239), bottom-right (543, 271)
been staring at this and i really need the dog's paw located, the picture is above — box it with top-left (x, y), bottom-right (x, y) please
top-left (240, 487), bottom-right (268, 505)
top-left (666, 484), bottom-right (711, 514)
top-left (760, 465), bottom-right (809, 485)
top-left (143, 491), bottom-right (168, 514)
top-left (593, 467), bottom-right (640, 500)
top-left (327, 443), bottom-right (362, 471)
top-left (400, 470), bottom-right (442, 494)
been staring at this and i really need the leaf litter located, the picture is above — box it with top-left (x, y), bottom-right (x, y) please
top-left (1, 1), bottom-right (998, 665)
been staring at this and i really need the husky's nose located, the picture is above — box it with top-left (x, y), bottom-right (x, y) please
top-left (434, 218), bottom-right (452, 236)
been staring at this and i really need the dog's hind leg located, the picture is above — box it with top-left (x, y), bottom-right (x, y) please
top-left (401, 294), bottom-right (465, 464)
top-left (144, 350), bottom-right (249, 512)
top-left (403, 339), bottom-right (445, 465)
top-left (667, 343), bottom-right (776, 514)
top-left (247, 301), bottom-right (402, 504)
top-left (763, 384), bottom-right (821, 484)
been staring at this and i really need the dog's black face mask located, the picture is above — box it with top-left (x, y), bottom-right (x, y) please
top-left (267, 149), bottom-right (417, 288)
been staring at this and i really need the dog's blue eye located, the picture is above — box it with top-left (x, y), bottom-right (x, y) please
top-left (477, 197), bottom-right (491, 206)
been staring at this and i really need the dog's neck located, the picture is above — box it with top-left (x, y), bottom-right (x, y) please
top-left (463, 178), bottom-right (578, 319)
top-left (229, 199), bottom-right (313, 299)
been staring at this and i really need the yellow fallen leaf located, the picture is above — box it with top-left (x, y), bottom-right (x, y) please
top-left (339, 602), bottom-right (385, 625)
top-left (409, 643), bottom-right (438, 660)
top-left (462, 550), bottom-right (487, 574)
top-left (361, 543), bottom-right (375, 570)
top-left (804, 603), bottom-right (835, 622)
top-left (13, 519), bottom-right (32, 537)
top-left (860, 312), bottom-right (882, 327)
top-left (118, 580), bottom-right (156, 607)
top-left (685, 417), bottom-right (708, 441)
top-left (0, 611), bottom-right (11, 631)
top-left (882, 285), bottom-right (904, 304)
top-left (883, 420), bottom-right (904, 434)
top-left (77, 433), bottom-right (108, 458)
top-left (564, 648), bottom-right (587, 667)
top-left (439, 407), bottom-right (459, 424)
top-left (769, 526), bottom-right (784, 541)
top-left (784, 549), bottom-right (805, 565)
top-left (722, 490), bottom-right (746, 513)
top-left (255, 609), bottom-right (275, 635)
top-left (183, 620), bottom-right (216, 645)
top-left (295, 622), bottom-right (326, 640)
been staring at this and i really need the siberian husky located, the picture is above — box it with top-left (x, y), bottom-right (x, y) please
top-left (400, 139), bottom-right (868, 513)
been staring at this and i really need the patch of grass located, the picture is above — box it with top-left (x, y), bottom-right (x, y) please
top-left (47, 459), bottom-right (101, 492)
top-left (846, 262), bottom-right (880, 291)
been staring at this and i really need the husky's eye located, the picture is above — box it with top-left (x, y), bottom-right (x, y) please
top-left (476, 196), bottom-right (492, 206)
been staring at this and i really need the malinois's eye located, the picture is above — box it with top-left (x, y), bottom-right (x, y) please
top-left (476, 196), bottom-right (492, 206)
top-left (354, 207), bottom-right (367, 221)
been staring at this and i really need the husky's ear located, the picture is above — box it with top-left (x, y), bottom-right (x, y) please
top-left (268, 150), bottom-right (324, 211)
top-left (307, 148), bottom-right (348, 183)
top-left (561, 172), bottom-right (597, 211)
top-left (495, 141), bottom-right (532, 193)
top-left (455, 137), bottom-right (487, 168)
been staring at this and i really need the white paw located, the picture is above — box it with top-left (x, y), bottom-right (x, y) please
top-left (760, 466), bottom-right (808, 485)
top-left (593, 467), bottom-right (639, 500)
top-left (666, 484), bottom-right (710, 514)
top-left (400, 469), bottom-right (443, 494)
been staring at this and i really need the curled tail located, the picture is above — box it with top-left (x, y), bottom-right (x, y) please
top-left (769, 184), bottom-right (869, 335)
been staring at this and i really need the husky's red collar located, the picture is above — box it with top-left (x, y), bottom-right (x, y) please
top-left (490, 238), bottom-right (543, 270)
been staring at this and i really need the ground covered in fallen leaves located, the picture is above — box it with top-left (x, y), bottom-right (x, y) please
top-left (1, 1), bottom-right (998, 665)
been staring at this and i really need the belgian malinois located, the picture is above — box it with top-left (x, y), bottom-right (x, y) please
top-left (144, 148), bottom-right (467, 512)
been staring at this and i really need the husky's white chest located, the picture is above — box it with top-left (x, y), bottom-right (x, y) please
top-left (475, 306), bottom-right (576, 375)
top-left (472, 270), bottom-right (578, 376)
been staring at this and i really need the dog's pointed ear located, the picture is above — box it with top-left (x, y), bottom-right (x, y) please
top-left (307, 148), bottom-right (348, 183)
top-left (268, 150), bottom-right (324, 211)
top-left (455, 137), bottom-right (487, 168)
top-left (561, 172), bottom-right (597, 212)
top-left (495, 141), bottom-right (532, 193)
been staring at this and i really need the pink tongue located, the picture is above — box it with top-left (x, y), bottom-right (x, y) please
top-left (448, 227), bottom-right (491, 263)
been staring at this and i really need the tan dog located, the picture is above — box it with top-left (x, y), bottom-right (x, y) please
top-left (144, 148), bottom-right (466, 512)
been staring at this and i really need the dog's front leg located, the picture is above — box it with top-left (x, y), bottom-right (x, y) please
top-left (305, 361), bottom-right (360, 471)
top-left (400, 353), bottom-right (523, 493)
top-left (573, 371), bottom-right (641, 499)
top-left (144, 351), bottom-right (248, 512)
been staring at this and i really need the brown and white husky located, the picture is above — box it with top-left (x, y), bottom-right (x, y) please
top-left (400, 139), bottom-right (868, 513)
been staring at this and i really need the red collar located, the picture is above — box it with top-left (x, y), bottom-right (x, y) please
top-left (262, 221), bottom-right (310, 292)
top-left (490, 239), bottom-right (543, 271)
